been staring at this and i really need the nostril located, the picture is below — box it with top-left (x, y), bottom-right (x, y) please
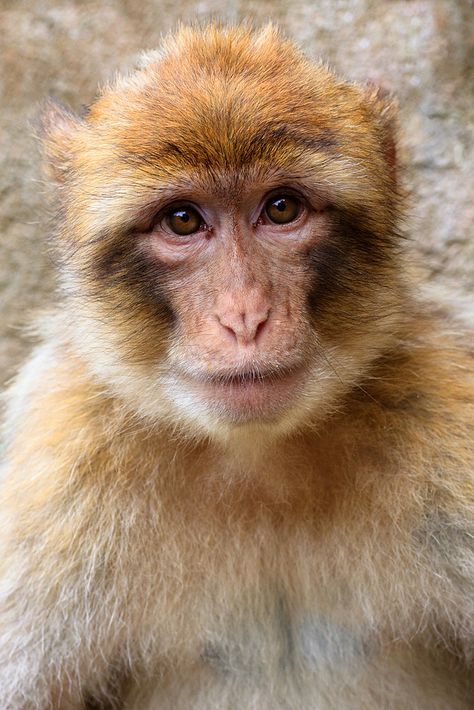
top-left (222, 323), bottom-right (238, 342)
top-left (254, 311), bottom-right (270, 342)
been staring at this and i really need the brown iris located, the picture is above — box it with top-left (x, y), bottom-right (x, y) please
top-left (165, 206), bottom-right (203, 236)
top-left (264, 195), bottom-right (301, 224)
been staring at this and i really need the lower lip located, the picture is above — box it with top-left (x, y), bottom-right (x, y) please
top-left (187, 368), bottom-right (306, 421)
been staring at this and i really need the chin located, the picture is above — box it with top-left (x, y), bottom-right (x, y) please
top-left (160, 363), bottom-right (345, 445)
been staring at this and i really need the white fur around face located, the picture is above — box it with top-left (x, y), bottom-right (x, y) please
top-left (68, 302), bottom-right (367, 449)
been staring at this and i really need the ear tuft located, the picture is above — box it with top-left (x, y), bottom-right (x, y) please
top-left (36, 99), bottom-right (82, 184)
top-left (362, 83), bottom-right (399, 184)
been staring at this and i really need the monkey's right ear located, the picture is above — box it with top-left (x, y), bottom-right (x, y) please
top-left (36, 99), bottom-right (83, 184)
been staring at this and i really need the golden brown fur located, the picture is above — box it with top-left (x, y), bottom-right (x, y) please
top-left (0, 24), bottom-right (473, 709)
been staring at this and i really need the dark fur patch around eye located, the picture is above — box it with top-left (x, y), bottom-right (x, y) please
top-left (306, 211), bottom-right (397, 315)
top-left (83, 236), bottom-right (175, 325)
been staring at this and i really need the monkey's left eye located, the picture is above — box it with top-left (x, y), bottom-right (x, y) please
top-left (163, 205), bottom-right (204, 236)
top-left (263, 195), bottom-right (302, 225)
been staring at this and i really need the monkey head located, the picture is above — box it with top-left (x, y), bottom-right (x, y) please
top-left (39, 25), bottom-right (406, 441)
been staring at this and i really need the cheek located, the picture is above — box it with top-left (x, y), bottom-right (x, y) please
top-left (170, 276), bottom-right (216, 336)
top-left (306, 239), bottom-right (346, 315)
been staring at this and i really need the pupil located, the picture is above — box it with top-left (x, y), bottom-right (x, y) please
top-left (177, 211), bottom-right (189, 222)
top-left (275, 199), bottom-right (286, 212)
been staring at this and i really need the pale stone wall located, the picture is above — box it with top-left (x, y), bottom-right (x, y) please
top-left (1, 0), bottom-right (472, 385)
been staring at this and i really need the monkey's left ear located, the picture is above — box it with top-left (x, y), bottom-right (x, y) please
top-left (363, 84), bottom-right (398, 183)
top-left (37, 99), bottom-right (83, 184)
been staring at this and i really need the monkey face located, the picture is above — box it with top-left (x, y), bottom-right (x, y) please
top-left (134, 182), bottom-right (333, 425)
top-left (42, 26), bottom-right (405, 439)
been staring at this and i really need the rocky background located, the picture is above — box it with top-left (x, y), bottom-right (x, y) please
top-left (1, 0), bottom-right (473, 386)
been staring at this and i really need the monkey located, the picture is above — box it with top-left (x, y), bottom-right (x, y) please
top-left (0, 22), bottom-right (473, 710)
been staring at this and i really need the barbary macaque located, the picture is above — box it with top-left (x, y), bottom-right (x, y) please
top-left (0, 24), bottom-right (473, 710)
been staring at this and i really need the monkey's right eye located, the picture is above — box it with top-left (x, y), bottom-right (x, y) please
top-left (163, 206), bottom-right (204, 236)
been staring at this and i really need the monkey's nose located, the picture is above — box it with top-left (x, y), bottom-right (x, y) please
top-left (215, 288), bottom-right (270, 346)
top-left (215, 288), bottom-right (271, 346)
top-left (217, 309), bottom-right (270, 346)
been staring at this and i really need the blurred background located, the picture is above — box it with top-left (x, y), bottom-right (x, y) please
top-left (0, 0), bottom-right (473, 387)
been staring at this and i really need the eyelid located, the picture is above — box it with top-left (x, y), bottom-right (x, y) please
top-left (161, 201), bottom-right (202, 219)
top-left (261, 188), bottom-right (305, 209)
top-left (265, 186), bottom-right (303, 198)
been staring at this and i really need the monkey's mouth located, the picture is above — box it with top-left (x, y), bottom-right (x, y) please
top-left (183, 364), bottom-right (307, 421)
top-left (209, 367), bottom-right (295, 386)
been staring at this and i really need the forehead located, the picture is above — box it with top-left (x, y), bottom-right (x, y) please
top-left (75, 29), bottom-right (389, 231)
top-left (86, 31), bottom-right (358, 180)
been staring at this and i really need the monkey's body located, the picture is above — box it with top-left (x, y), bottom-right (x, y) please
top-left (1, 305), bottom-right (473, 708)
top-left (0, 25), bottom-right (473, 709)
